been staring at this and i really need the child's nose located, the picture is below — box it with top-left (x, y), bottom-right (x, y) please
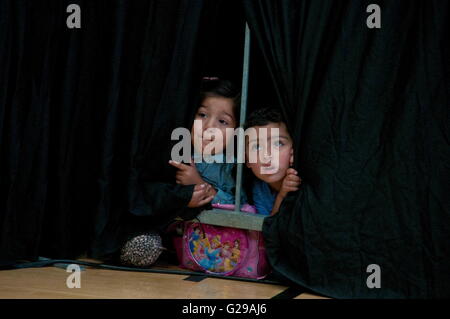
top-left (261, 152), bottom-right (272, 164)
top-left (265, 148), bottom-right (279, 163)
top-left (203, 118), bottom-right (214, 131)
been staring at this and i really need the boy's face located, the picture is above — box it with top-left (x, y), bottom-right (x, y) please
top-left (191, 96), bottom-right (236, 155)
top-left (246, 122), bottom-right (293, 185)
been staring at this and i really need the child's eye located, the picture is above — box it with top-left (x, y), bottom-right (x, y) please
top-left (251, 144), bottom-right (262, 151)
top-left (273, 140), bottom-right (284, 148)
top-left (219, 119), bottom-right (229, 126)
top-left (197, 112), bottom-right (207, 118)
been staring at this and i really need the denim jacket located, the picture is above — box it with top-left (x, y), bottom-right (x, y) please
top-left (252, 179), bottom-right (276, 216)
top-left (193, 152), bottom-right (247, 205)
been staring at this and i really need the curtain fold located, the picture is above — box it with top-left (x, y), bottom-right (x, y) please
top-left (244, 0), bottom-right (449, 298)
top-left (0, 0), bottom-right (221, 263)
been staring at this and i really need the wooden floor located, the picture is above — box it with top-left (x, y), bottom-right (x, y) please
top-left (0, 259), bottom-right (327, 299)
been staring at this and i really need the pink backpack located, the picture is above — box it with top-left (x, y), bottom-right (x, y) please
top-left (172, 204), bottom-right (271, 279)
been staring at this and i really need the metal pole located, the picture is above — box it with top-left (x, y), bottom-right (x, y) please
top-left (234, 23), bottom-right (251, 212)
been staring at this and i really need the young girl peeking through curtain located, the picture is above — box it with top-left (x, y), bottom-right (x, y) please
top-left (168, 78), bottom-right (248, 206)
top-left (119, 78), bottom-right (249, 267)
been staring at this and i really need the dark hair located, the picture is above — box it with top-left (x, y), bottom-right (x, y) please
top-left (244, 107), bottom-right (284, 130)
top-left (200, 78), bottom-right (241, 118)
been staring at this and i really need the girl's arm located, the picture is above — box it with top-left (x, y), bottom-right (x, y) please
top-left (169, 159), bottom-right (204, 185)
top-left (132, 182), bottom-right (213, 221)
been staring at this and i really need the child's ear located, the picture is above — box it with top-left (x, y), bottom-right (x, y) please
top-left (289, 148), bottom-right (294, 167)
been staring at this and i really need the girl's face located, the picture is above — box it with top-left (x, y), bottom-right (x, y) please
top-left (191, 96), bottom-right (237, 155)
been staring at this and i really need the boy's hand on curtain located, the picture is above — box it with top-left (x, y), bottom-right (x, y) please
top-left (187, 184), bottom-right (214, 208)
top-left (169, 159), bottom-right (204, 185)
top-left (278, 168), bottom-right (301, 199)
top-left (271, 169), bottom-right (302, 215)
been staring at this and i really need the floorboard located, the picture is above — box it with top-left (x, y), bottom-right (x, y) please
top-left (0, 259), bottom-right (327, 299)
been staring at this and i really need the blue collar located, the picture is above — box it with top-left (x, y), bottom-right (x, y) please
top-left (193, 151), bottom-right (225, 164)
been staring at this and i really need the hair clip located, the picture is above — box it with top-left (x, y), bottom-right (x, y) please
top-left (202, 76), bottom-right (219, 81)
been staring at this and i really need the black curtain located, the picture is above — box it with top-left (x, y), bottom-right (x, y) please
top-left (1, 0), bottom-right (449, 299)
top-left (244, 0), bottom-right (449, 298)
top-left (0, 0), bottom-right (230, 263)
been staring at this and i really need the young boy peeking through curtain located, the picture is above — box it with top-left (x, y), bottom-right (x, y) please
top-left (244, 108), bottom-right (302, 215)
